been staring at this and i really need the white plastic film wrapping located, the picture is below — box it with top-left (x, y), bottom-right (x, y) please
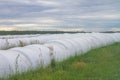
top-left (0, 33), bottom-right (120, 78)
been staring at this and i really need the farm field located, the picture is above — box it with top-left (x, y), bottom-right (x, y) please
top-left (0, 33), bottom-right (120, 79)
top-left (0, 0), bottom-right (120, 79)
top-left (1, 42), bottom-right (120, 80)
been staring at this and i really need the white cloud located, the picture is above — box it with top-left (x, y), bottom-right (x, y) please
top-left (0, 26), bottom-right (17, 31)
top-left (10, 0), bottom-right (60, 6)
top-left (66, 14), bottom-right (120, 19)
top-left (36, 0), bottom-right (60, 6)
top-left (41, 9), bottom-right (60, 13)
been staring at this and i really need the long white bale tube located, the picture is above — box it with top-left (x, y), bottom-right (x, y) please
top-left (0, 33), bottom-right (120, 78)
top-left (0, 33), bottom-right (97, 50)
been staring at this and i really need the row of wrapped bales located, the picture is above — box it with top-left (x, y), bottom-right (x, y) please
top-left (0, 33), bottom-right (77, 50)
top-left (0, 33), bottom-right (91, 50)
top-left (0, 34), bottom-right (41, 39)
top-left (0, 33), bottom-right (120, 78)
top-left (44, 33), bottom-right (120, 61)
top-left (0, 45), bottom-right (51, 78)
top-left (1, 33), bottom-right (104, 50)
top-left (0, 33), bottom-right (90, 50)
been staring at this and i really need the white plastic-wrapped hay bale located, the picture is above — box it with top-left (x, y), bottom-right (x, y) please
top-left (44, 42), bottom-right (70, 62)
top-left (10, 45), bottom-right (51, 68)
top-left (0, 34), bottom-right (39, 39)
top-left (0, 54), bottom-right (10, 78)
top-left (7, 39), bottom-right (22, 48)
top-left (114, 33), bottom-right (120, 41)
top-left (0, 44), bottom-right (51, 78)
top-left (0, 39), bottom-right (9, 50)
top-left (0, 50), bottom-right (31, 77)
top-left (112, 33), bottom-right (120, 42)
top-left (71, 38), bottom-right (92, 54)
top-left (17, 38), bottom-right (33, 46)
top-left (25, 45), bottom-right (51, 67)
top-left (45, 39), bottom-right (76, 56)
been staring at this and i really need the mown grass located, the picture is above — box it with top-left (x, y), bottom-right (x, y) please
top-left (1, 42), bottom-right (120, 80)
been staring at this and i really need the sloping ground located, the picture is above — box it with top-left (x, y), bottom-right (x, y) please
top-left (2, 42), bottom-right (120, 80)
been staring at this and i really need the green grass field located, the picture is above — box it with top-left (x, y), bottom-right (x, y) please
top-left (2, 42), bottom-right (120, 80)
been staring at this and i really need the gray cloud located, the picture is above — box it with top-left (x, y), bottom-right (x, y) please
top-left (0, 0), bottom-right (120, 31)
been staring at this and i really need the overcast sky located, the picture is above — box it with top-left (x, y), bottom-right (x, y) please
top-left (0, 0), bottom-right (120, 31)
